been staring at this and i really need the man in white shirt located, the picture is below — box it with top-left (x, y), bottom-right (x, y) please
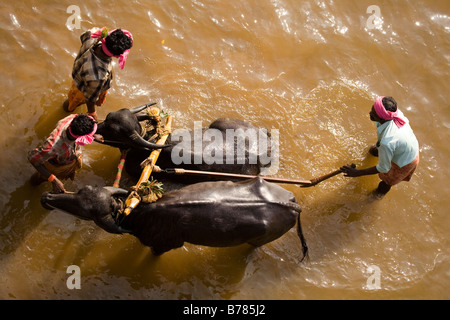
top-left (340, 96), bottom-right (420, 198)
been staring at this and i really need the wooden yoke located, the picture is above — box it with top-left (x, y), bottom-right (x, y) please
top-left (123, 114), bottom-right (173, 216)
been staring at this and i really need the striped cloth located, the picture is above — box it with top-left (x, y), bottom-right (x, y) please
top-left (28, 115), bottom-right (81, 167)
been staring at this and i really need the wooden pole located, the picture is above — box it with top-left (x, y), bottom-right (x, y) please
top-left (162, 167), bottom-right (349, 187)
top-left (123, 115), bottom-right (173, 216)
top-left (300, 163), bottom-right (356, 188)
top-left (300, 169), bottom-right (342, 188)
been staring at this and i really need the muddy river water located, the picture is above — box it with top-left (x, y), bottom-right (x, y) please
top-left (0, 0), bottom-right (449, 299)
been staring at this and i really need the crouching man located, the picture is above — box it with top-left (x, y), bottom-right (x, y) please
top-left (28, 114), bottom-right (97, 193)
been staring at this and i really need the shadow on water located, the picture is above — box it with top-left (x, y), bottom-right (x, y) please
top-left (304, 183), bottom-right (382, 260)
top-left (0, 92), bottom-right (117, 285)
top-left (37, 234), bottom-right (258, 299)
top-left (0, 180), bottom-right (49, 255)
top-left (0, 168), bottom-right (261, 298)
top-left (103, 243), bottom-right (258, 299)
top-left (0, 88), bottom-right (81, 254)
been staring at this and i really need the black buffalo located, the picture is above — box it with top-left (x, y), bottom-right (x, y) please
top-left (95, 105), bottom-right (276, 180)
top-left (95, 104), bottom-right (170, 151)
top-left (41, 177), bottom-right (308, 260)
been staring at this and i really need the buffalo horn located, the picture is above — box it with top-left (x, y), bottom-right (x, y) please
top-left (129, 130), bottom-right (170, 150)
top-left (103, 186), bottom-right (129, 197)
top-left (129, 102), bottom-right (157, 114)
top-left (96, 214), bottom-right (132, 235)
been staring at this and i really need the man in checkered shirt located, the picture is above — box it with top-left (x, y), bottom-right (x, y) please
top-left (63, 27), bottom-right (133, 121)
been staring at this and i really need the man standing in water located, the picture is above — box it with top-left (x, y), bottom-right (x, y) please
top-left (28, 114), bottom-right (97, 193)
top-left (340, 96), bottom-right (419, 198)
top-left (63, 27), bottom-right (133, 121)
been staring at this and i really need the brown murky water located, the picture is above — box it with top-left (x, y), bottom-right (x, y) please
top-left (0, 0), bottom-right (449, 299)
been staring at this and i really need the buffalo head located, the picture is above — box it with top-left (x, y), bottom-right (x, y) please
top-left (95, 103), bottom-right (170, 151)
top-left (41, 186), bottom-right (130, 234)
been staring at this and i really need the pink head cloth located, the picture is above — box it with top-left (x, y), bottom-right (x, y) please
top-left (91, 28), bottom-right (133, 69)
top-left (69, 116), bottom-right (98, 146)
top-left (373, 96), bottom-right (407, 128)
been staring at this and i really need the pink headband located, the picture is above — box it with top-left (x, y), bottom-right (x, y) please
top-left (91, 28), bottom-right (133, 69)
top-left (69, 116), bottom-right (98, 146)
top-left (373, 96), bottom-right (407, 128)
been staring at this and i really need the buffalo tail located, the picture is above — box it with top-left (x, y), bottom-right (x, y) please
top-left (297, 214), bottom-right (309, 262)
